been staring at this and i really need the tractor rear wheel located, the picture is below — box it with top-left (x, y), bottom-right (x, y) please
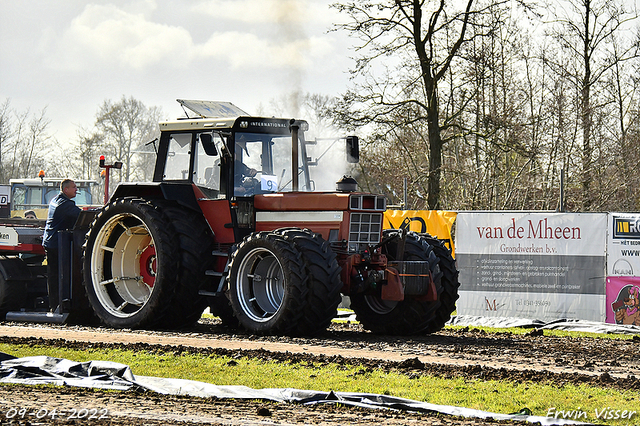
top-left (227, 231), bottom-right (310, 335)
top-left (83, 198), bottom-right (181, 329)
top-left (152, 201), bottom-right (213, 328)
top-left (350, 230), bottom-right (442, 335)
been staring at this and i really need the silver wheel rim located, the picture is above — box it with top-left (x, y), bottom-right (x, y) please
top-left (364, 294), bottom-right (398, 315)
top-left (235, 247), bottom-right (285, 323)
top-left (89, 212), bottom-right (157, 318)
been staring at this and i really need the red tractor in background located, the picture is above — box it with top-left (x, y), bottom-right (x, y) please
top-left (0, 100), bottom-right (459, 336)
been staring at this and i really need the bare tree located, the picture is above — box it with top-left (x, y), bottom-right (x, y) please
top-left (593, 27), bottom-right (640, 211)
top-left (331, 0), bottom-right (518, 209)
top-left (23, 108), bottom-right (51, 176)
top-left (0, 99), bottom-right (13, 183)
top-left (546, 0), bottom-right (639, 210)
top-left (0, 99), bottom-right (51, 183)
top-left (450, 9), bottom-right (539, 210)
top-left (76, 130), bottom-right (105, 180)
top-left (95, 96), bottom-right (162, 183)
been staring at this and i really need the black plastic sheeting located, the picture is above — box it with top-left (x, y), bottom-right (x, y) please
top-left (0, 352), bottom-right (588, 425)
top-left (448, 315), bottom-right (640, 334)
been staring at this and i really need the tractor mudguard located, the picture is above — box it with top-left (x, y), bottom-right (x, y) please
top-left (111, 182), bottom-right (202, 214)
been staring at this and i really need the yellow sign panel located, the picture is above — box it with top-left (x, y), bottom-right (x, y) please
top-left (383, 210), bottom-right (457, 256)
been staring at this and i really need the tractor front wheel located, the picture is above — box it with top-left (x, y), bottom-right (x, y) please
top-left (350, 231), bottom-right (442, 335)
top-left (273, 228), bottom-right (342, 335)
top-left (227, 232), bottom-right (310, 335)
top-left (423, 236), bottom-right (460, 333)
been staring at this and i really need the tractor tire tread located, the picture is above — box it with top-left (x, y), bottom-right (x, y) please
top-left (274, 228), bottom-right (342, 336)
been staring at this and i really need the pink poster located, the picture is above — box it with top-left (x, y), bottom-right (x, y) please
top-left (606, 277), bottom-right (640, 325)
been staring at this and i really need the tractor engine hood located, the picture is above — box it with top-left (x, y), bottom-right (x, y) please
top-left (254, 192), bottom-right (351, 211)
top-left (253, 192), bottom-right (386, 247)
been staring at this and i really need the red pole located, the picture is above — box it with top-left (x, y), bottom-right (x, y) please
top-left (104, 168), bottom-right (110, 205)
top-left (99, 155), bottom-right (121, 205)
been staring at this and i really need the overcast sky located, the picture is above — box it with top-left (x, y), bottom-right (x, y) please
top-left (0, 0), bottom-right (353, 145)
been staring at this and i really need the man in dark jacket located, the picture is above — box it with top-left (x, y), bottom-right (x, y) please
top-left (42, 179), bottom-right (80, 312)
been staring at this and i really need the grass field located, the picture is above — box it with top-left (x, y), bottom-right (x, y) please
top-left (0, 325), bottom-right (637, 425)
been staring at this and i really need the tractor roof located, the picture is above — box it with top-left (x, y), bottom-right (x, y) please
top-left (9, 178), bottom-right (98, 187)
top-left (176, 99), bottom-right (249, 118)
top-left (160, 99), bottom-right (307, 134)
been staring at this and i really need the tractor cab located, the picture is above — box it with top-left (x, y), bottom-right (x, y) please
top-left (153, 100), bottom-right (358, 200)
top-left (146, 100), bottom-right (360, 244)
top-left (231, 127), bottom-right (310, 196)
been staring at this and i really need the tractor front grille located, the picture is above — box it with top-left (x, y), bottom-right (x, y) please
top-left (345, 194), bottom-right (386, 252)
top-left (348, 212), bottom-right (383, 252)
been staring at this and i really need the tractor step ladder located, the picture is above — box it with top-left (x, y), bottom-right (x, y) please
top-left (199, 250), bottom-right (229, 297)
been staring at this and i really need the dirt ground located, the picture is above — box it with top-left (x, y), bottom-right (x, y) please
top-left (0, 318), bottom-right (637, 425)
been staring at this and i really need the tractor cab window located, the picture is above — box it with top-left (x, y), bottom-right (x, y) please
top-left (233, 133), bottom-right (274, 196)
top-left (233, 131), bottom-right (311, 196)
top-left (29, 187), bottom-right (43, 207)
top-left (74, 186), bottom-right (92, 205)
top-left (12, 186), bottom-right (26, 210)
top-left (44, 188), bottom-right (57, 204)
top-left (12, 186), bottom-right (42, 210)
top-left (164, 133), bottom-right (192, 180)
top-left (194, 132), bottom-right (226, 199)
top-left (271, 135), bottom-right (308, 192)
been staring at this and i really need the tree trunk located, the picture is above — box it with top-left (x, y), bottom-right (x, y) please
top-left (581, 0), bottom-right (592, 211)
top-left (427, 84), bottom-right (442, 210)
top-left (413, 1), bottom-right (443, 210)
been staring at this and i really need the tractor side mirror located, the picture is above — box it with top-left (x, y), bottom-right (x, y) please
top-left (200, 133), bottom-right (218, 156)
top-left (346, 136), bottom-right (359, 163)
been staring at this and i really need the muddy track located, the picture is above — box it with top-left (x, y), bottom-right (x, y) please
top-left (0, 319), bottom-right (637, 425)
top-left (0, 319), bottom-right (637, 390)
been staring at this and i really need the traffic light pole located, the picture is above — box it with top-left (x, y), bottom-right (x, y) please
top-left (99, 156), bottom-right (123, 205)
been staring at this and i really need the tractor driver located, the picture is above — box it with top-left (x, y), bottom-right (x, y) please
top-left (234, 134), bottom-right (259, 195)
top-left (42, 179), bottom-right (81, 313)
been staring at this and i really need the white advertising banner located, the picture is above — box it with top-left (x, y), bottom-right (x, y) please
top-left (0, 225), bottom-right (18, 246)
top-left (456, 212), bottom-right (607, 322)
